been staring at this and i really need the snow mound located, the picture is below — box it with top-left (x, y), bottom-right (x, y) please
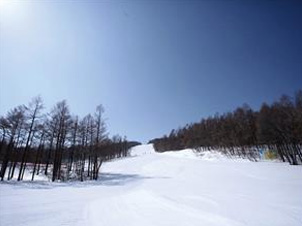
top-left (4, 167), bottom-right (49, 182)
top-left (130, 144), bottom-right (155, 156)
top-left (161, 149), bottom-right (199, 159)
top-left (160, 149), bottom-right (251, 162)
top-left (161, 149), bottom-right (233, 162)
top-left (198, 150), bottom-right (231, 161)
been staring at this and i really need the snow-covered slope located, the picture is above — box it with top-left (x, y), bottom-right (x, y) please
top-left (130, 143), bottom-right (155, 156)
top-left (1, 144), bottom-right (301, 226)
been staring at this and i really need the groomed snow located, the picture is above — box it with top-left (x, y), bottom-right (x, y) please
top-left (1, 144), bottom-right (301, 226)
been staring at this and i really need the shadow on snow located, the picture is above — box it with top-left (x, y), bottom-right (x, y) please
top-left (0, 172), bottom-right (169, 189)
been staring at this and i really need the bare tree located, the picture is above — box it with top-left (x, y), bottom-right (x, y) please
top-left (0, 97), bottom-right (135, 182)
top-left (17, 96), bottom-right (43, 181)
top-left (151, 91), bottom-right (302, 165)
top-left (51, 100), bottom-right (71, 182)
top-left (0, 106), bottom-right (26, 180)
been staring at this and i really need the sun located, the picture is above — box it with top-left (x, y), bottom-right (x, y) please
top-left (0, 0), bottom-right (24, 16)
top-left (0, 0), bottom-right (21, 9)
top-left (0, 0), bottom-right (11, 8)
top-left (0, 0), bottom-right (8, 7)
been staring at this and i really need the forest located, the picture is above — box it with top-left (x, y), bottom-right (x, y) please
top-left (1, 90), bottom-right (301, 184)
top-left (0, 97), bottom-right (140, 182)
top-left (149, 91), bottom-right (302, 165)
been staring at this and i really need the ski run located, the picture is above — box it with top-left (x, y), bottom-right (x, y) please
top-left (1, 144), bottom-right (301, 226)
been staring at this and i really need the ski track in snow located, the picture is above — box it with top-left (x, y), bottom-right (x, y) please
top-left (1, 144), bottom-right (302, 226)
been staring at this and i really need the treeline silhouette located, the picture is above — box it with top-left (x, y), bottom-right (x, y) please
top-left (0, 97), bottom-right (140, 182)
top-left (149, 91), bottom-right (302, 165)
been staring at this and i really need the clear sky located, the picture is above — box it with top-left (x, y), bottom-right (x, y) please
top-left (0, 0), bottom-right (301, 143)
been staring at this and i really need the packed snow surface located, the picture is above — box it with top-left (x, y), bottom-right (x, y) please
top-left (1, 144), bottom-right (301, 226)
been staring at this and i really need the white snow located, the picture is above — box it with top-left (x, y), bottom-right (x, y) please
top-left (1, 144), bottom-right (301, 226)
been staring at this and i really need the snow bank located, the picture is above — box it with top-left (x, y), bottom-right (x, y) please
top-left (160, 148), bottom-right (247, 162)
top-left (130, 144), bottom-right (155, 156)
top-left (161, 149), bottom-right (199, 159)
top-left (198, 150), bottom-right (231, 161)
top-left (3, 167), bottom-right (49, 182)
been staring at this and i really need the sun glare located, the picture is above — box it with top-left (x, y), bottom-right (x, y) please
top-left (0, 0), bottom-right (8, 7)
top-left (0, 0), bottom-right (21, 10)
top-left (0, 0), bottom-right (27, 21)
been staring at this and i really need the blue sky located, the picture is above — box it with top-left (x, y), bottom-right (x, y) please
top-left (0, 0), bottom-right (301, 143)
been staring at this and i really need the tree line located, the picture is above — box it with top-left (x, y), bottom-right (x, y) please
top-left (0, 97), bottom-right (140, 182)
top-left (149, 91), bottom-right (302, 165)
